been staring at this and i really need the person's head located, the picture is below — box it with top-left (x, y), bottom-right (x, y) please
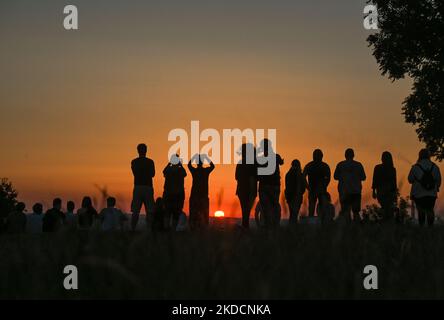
top-left (137, 143), bottom-right (147, 157)
top-left (345, 148), bottom-right (355, 160)
top-left (67, 201), bottom-right (75, 212)
top-left (81, 196), bottom-right (92, 209)
top-left (418, 148), bottom-right (431, 161)
top-left (240, 143), bottom-right (256, 164)
top-left (291, 159), bottom-right (302, 171)
top-left (381, 151), bottom-right (394, 167)
top-left (313, 149), bottom-right (323, 162)
top-left (53, 198), bottom-right (62, 210)
top-left (107, 197), bottom-right (116, 208)
top-left (32, 203), bottom-right (43, 215)
top-left (169, 153), bottom-right (181, 165)
top-left (16, 202), bottom-right (26, 213)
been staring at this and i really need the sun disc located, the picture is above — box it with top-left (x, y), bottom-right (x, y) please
top-left (214, 210), bottom-right (225, 218)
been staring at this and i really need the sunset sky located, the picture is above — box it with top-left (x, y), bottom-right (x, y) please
top-left (1, 0), bottom-right (442, 216)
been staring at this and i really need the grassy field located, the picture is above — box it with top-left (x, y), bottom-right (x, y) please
top-left (1, 220), bottom-right (444, 300)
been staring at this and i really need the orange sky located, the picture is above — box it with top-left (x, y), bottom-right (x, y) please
top-left (1, 0), bottom-right (443, 216)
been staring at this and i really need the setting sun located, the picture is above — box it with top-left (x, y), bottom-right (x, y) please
top-left (214, 211), bottom-right (225, 218)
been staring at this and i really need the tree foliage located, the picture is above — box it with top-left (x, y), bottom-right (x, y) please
top-left (0, 178), bottom-right (18, 219)
top-left (367, 0), bottom-right (444, 159)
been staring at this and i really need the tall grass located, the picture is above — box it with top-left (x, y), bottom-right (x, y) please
top-left (1, 223), bottom-right (444, 299)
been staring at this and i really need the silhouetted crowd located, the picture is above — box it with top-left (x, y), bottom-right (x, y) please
top-left (2, 141), bottom-right (442, 234)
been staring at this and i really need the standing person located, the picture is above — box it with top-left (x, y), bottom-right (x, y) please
top-left (43, 198), bottom-right (65, 232)
top-left (131, 143), bottom-right (155, 231)
top-left (27, 203), bottom-right (44, 233)
top-left (65, 200), bottom-right (77, 229)
top-left (257, 139), bottom-right (284, 228)
top-left (99, 197), bottom-right (127, 231)
top-left (235, 143), bottom-right (258, 229)
top-left (7, 202), bottom-right (27, 234)
top-left (372, 151), bottom-right (398, 222)
top-left (163, 154), bottom-right (187, 230)
top-left (334, 148), bottom-right (366, 223)
top-left (77, 196), bottom-right (98, 230)
top-left (408, 149), bottom-right (441, 226)
top-left (285, 159), bottom-right (307, 225)
top-left (188, 154), bottom-right (215, 230)
top-left (303, 149), bottom-right (331, 218)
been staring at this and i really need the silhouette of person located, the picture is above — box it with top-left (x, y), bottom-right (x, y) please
top-left (131, 143), bottom-right (156, 231)
top-left (235, 143), bottom-right (258, 229)
top-left (99, 197), bottom-right (127, 231)
top-left (408, 148), bottom-right (441, 226)
top-left (317, 192), bottom-right (335, 224)
top-left (152, 197), bottom-right (166, 232)
top-left (257, 139), bottom-right (284, 228)
top-left (43, 198), bottom-right (65, 232)
top-left (27, 202), bottom-right (43, 233)
top-left (372, 151), bottom-right (398, 222)
top-left (6, 202), bottom-right (26, 234)
top-left (163, 154), bottom-right (187, 230)
top-left (334, 148), bottom-right (366, 223)
top-left (188, 154), bottom-right (215, 230)
top-left (303, 149), bottom-right (331, 217)
top-left (65, 200), bottom-right (77, 228)
top-left (77, 196), bottom-right (98, 229)
top-left (285, 159), bottom-right (307, 225)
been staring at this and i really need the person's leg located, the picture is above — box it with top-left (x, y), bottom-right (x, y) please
top-left (308, 191), bottom-right (317, 217)
top-left (239, 195), bottom-right (250, 228)
top-left (378, 194), bottom-right (394, 222)
top-left (425, 196), bottom-right (437, 227)
top-left (172, 193), bottom-right (184, 230)
top-left (131, 186), bottom-right (143, 231)
top-left (294, 197), bottom-right (302, 223)
top-left (203, 197), bottom-right (210, 227)
top-left (193, 197), bottom-right (204, 229)
top-left (288, 199), bottom-right (297, 225)
top-left (339, 194), bottom-right (352, 224)
top-left (351, 194), bottom-right (362, 223)
top-left (143, 186), bottom-right (155, 230)
top-left (415, 199), bottom-right (426, 226)
top-left (272, 186), bottom-right (281, 227)
top-left (260, 187), bottom-right (273, 228)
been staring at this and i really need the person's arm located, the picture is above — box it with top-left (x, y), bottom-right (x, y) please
top-left (188, 159), bottom-right (195, 173)
top-left (333, 164), bottom-right (340, 181)
top-left (303, 165), bottom-right (310, 191)
top-left (325, 165), bottom-right (331, 186)
top-left (131, 160), bottom-right (136, 176)
top-left (163, 163), bottom-right (170, 176)
top-left (180, 165), bottom-right (187, 178)
top-left (435, 165), bottom-right (441, 191)
top-left (150, 160), bottom-right (156, 178)
top-left (278, 154), bottom-right (284, 166)
top-left (408, 165), bottom-right (416, 184)
top-left (360, 163), bottom-right (366, 181)
top-left (208, 160), bottom-right (215, 173)
top-left (372, 166), bottom-right (378, 198)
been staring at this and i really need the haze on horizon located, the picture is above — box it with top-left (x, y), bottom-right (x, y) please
top-left (1, 0), bottom-right (442, 216)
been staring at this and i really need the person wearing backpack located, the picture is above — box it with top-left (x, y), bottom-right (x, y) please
top-left (408, 149), bottom-right (441, 226)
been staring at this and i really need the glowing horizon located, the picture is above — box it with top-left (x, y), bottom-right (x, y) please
top-left (1, 0), bottom-right (443, 217)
